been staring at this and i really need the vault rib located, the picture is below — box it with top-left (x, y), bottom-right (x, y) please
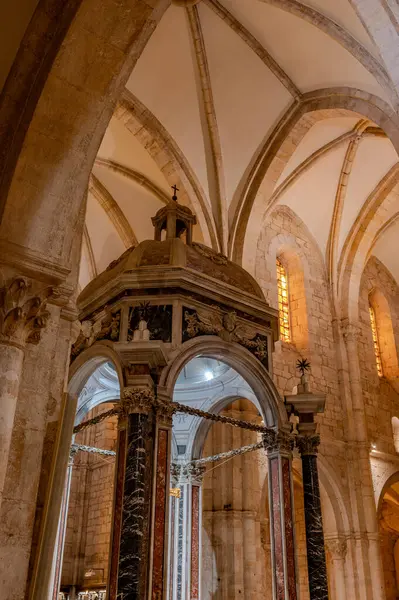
top-left (82, 224), bottom-right (98, 281)
top-left (187, 3), bottom-right (228, 254)
top-left (94, 158), bottom-right (170, 206)
top-left (326, 120), bottom-right (370, 292)
top-left (119, 91), bottom-right (219, 251)
top-left (259, 0), bottom-right (399, 108)
top-left (204, 0), bottom-right (302, 99)
top-left (89, 174), bottom-right (138, 248)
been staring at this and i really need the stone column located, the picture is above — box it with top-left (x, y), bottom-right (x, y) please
top-left (296, 434), bottom-right (328, 600)
top-left (325, 537), bottom-right (347, 600)
top-left (0, 274), bottom-right (53, 507)
top-left (150, 398), bottom-right (174, 600)
top-left (263, 429), bottom-right (298, 600)
top-left (50, 447), bottom-right (78, 600)
top-left (171, 463), bottom-right (205, 600)
top-left (108, 389), bottom-right (174, 600)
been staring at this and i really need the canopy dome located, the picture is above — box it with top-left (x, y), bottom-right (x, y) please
top-left (77, 198), bottom-right (265, 312)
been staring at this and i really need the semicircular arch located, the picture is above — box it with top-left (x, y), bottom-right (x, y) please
top-left (159, 336), bottom-right (287, 428)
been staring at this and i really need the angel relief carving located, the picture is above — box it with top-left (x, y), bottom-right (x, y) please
top-left (183, 307), bottom-right (269, 368)
top-left (71, 310), bottom-right (120, 360)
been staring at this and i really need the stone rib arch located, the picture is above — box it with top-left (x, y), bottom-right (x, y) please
top-left (338, 164), bottom-right (399, 323)
top-left (30, 342), bottom-right (124, 599)
top-left (159, 335), bottom-right (287, 428)
top-left (0, 0), bottom-right (170, 271)
top-left (231, 87), bottom-right (399, 271)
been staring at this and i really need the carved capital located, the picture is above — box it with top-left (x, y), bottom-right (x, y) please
top-left (296, 434), bottom-right (320, 456)
top-left (262, 429), bottom-right (294, 455)
top-left (154, 397), bottom-right (176, 425)
top-left (0, 275), bottom-right (55, 346)
top-left (120, 388), bottom-right (155, 416)
top-left (325, 537), bottom-right (347, 560)
top-left (340, 319), bottom-right (360, 343)
top-left (68, 445), bottom-right (79, 466)
top-left (179, 463), bottom-right (206, 485)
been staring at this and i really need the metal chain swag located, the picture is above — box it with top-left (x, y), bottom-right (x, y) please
top-left (72, 392), bottom-right (274, 436)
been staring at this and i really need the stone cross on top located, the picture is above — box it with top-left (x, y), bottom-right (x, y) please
top-left (171, 184), bottom-right (179, 201)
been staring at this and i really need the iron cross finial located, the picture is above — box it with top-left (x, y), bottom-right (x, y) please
top-left (171, 184), bottom-right (179, 201)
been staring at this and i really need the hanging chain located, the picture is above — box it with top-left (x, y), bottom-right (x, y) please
top-left (73, 394), bottom-right (273, 435)
top-left (71, 443), bottom-right (116, 457)
top-left (189, 441), bottom-right (263, 466)
top-left (172, 401), bottom-right (272, 433)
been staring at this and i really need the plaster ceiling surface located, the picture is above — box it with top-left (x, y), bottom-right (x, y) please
top-left (78, 0), bottom-right (399, 296)
top-left (337, 136), bottom-right (398, 254)
top-left (297, 0), bottom-right (379, 58)
top-left (126, 5), bottom-right (210, 205)
top-left (97, 116), bottom-right (171, 196)
top-left (276, 116), bottom-right (361, 185)
top-left (278, 143), bottom-right (349, 255)
top-left (372, 221), bottom-right (399, 285)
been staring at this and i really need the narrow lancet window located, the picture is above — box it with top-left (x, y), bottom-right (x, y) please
top-left (369, 305), bottom-right (383, 377)
top-left (276, 258), bottom-right (290, 342)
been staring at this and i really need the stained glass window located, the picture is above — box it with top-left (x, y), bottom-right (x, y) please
top-left (276, 258), bottom-right (290, 342)
top-left (369, 305), bottom-right (383, 377)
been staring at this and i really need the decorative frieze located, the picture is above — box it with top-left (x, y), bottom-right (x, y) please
top-left (71, 309), bottom-right (120, 360)
top-left (182, 307), bottom-right (269, 368)
top-left (0, 275), bottom-right (55, 345)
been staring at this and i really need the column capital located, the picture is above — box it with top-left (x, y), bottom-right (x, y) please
top-left (262, 429), bottom-right (294, 456)
top-left (179, 463), bottom-right (206, 485)
top-left (0, 274), bottom-right (56, 346)
top-left (296, 433), bottom-right (320, 456)
top-left (120, 387), bottom-right (156, 416)
top-left (340, 318), bottom-right (360, 342)
top-left (68, 445), bottom-right (79, 466)
top-left (325, 536), bottom-right (347, 560)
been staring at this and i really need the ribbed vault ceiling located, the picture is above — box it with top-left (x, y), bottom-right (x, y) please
top-left (79, 0), bottom-right (399, 299)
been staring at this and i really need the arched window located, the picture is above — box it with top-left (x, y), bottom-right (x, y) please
top-left (369, 304), bottom-right (383, 377)
top-left (368, 289), bottom-right (399, 386)
top-left (276, 258), bottom-right (290, 342)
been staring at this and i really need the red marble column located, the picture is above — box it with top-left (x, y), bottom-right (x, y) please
top-left (152, 427), bottom-right (170, 600)
top-left (190, 485), bottom-right (200, 600)
top-left (150, 401), bottom-right (175, 600)
top-left (263, 430), bottom-right (298, 600)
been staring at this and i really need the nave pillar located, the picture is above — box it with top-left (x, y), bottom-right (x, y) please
top-left (169, 463), bottom-right (205, 600)
top-left (108, 378), bottom-right (174, 600)
top-left (0, 271), bottom-right (55, 506)
top-left (263, 428), bottom-right (298, 600)
top-left (341, 321), bottom-right (385, 600)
